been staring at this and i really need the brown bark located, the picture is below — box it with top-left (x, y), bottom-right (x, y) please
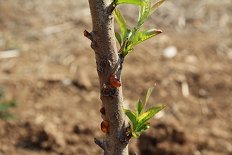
top-left (87, 0), bottom-right (130, 155)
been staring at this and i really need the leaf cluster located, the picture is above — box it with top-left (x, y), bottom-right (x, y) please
top-left (124, 87), bottom-right (165, 138)
top-left (114, 0), bottom-right (165, 57)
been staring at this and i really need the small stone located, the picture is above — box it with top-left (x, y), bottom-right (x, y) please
top-left (62, 78), bottom-right (72, 86)
top-left (163, 46), bottom-right (177, 58)
top-left (198, 89), bottom-right (208, 98)
top-left (181, 81), bottom-right (190, 97)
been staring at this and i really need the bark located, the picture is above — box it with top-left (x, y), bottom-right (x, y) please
top-left (87, 0), bottom-right (130, 155)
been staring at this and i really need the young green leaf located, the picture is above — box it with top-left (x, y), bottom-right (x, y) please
top-left (138, 0), bottom-right (151, 26)
top-left (124, 109), bottom-right (137, 130)
top-left (130, 28), bottom-right (162, 47)
top-left (132, 123), bottom-right (150, 138)
top-left (149, 0), bottom-right (166, 15)
top-left (122, 48), bottom-right (133, 57)
top-left (122, 35), bottom-right (133, 57)
top-left (115, 0), bottom-right (144, 6)
top-left (144, 87), bottom-right (154, 108)
top-left (136, 99), bottom-right (143, 116)
top-left (114, 8), bottom-right (128, 39)
top-left (115, 32), bottom-right (122, 45)
top-left (136, 122), bottom-right (150, 132)
top-left (137, 105), bottom-right (165, 128)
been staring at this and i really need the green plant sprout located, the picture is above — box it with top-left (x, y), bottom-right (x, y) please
top-left (114, 0), bottom-right (165, 57)
top-left (0, 87), bottom-right (16, 120)
top-left (113, 0), bottom-right (166, 138)
top-left (124, 87), bottom-right (165, 138)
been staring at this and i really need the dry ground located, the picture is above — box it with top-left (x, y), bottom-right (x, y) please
top-left (0, 0), bottom-right (232, 155)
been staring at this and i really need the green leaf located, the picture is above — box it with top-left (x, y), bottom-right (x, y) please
top-left (144, 87), bottom-right (154, 108)
top-left (138, 0), bottom-right (151, 26)
top-left (136, 122), bottom-right (150, 132)
top-left (115, 32), bottom-right (122, 45)
top-left (114, 8), bottom-right (128, 39)
top-left (130, 28), bottom-right (162, 47)
top-left (116, 0), bottom-right (144, 6)
top-left (136, 99), bottom-right (143, 116)
top-left (132, 123), bottom-right (150, 137)
top-left (124, 109), bottom-right (137, 130)
top-left (150, 0), bottom-right (166, 15)
top-left (122, 33), bottom-right (133, 57)
top-left (126, 29), bottom-right (133, 39)
top-left (137, 105), bottom-right (165, 128)
top-left (122, 47), bottom-right (133, 57)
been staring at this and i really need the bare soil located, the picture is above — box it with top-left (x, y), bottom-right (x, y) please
top-left (0, 0), bottom-right (232, 155)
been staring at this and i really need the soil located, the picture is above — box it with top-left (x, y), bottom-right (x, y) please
top-left (0, 0), bottom-right (232, 155)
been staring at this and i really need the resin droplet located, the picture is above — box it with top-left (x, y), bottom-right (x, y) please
top-left (109, 74), bottom-right (121, 88)
top-left (101, 121), bottom-right (109, 133)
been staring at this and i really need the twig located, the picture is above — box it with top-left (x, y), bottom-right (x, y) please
top-left (181, 81), bottom-right (190, 97)
top-left (83, 30), bottom-right (97, 49)
top-left (84, 30), bottom-right (94, 42)
top-left (94, 138), bottom-right (106, 150)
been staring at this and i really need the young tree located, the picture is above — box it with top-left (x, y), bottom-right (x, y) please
top-left (86, 0), bottom-right (165, 155)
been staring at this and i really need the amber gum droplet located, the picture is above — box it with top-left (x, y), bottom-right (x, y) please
top-left (110, 74), bottom-right (121, 87)
top-left (101, 121), bottom-right (109, 133)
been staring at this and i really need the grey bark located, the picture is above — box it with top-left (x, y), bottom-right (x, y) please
top-left (87, 0), bottom-right (130, 155)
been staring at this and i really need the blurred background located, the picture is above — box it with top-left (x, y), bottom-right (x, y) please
top-left (0, 0), bottom-right (231, 155)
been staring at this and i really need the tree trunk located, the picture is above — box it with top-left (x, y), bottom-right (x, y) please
top-left (87, 0), bottom-right (129, 155)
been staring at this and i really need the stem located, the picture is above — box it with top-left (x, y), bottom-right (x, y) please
top-left (87, 0), bottom-right (130, 155)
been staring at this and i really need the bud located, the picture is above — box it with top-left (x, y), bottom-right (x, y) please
top-left (101, 120), bottom-right (109, 133)
top-left (100, 107), bottom-right (106, 115)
